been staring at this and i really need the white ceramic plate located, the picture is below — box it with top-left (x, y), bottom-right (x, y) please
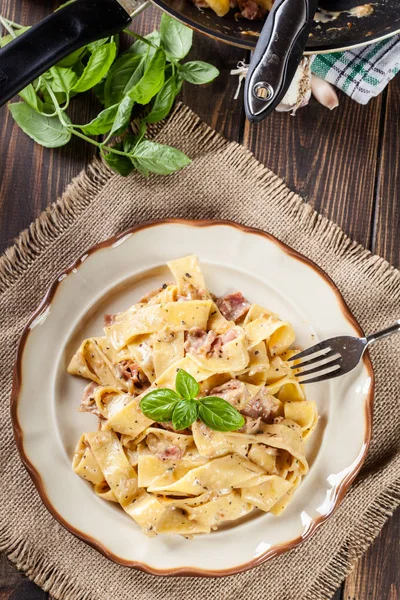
top-left (12, 219), bottom-right (374, 577)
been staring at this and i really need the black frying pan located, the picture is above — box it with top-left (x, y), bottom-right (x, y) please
top-left (153, 0), bottom-right (400, 121)
top-left (152, 0), bottom-right (400, 52)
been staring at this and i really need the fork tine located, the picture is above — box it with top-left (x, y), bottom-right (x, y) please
top-left (290, 348), bottom-right (336, 369)
top-left (295, 360), bottom-right (341, 380)
top-left (295, 365), bottom-right (345, 385)
top-left (287, 343), bottom-right (332, 363)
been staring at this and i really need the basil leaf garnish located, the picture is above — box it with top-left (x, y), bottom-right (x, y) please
top-left (175, 369), bottom-right (199, 401)
top-left (140, 388), bottom-right (180, 421)
top-left (172, 399), bottom-right (199, 431)
top-left (198, 397), bottom-right (245, 432)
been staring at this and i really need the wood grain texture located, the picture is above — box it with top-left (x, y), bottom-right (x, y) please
top-left (0, 555), bottom-right (46, 600)
top-left (343, 508), bottom-right (400, 600)
top-left (373, 77), bottom-right (400, 268)
top-left (242, 92), bottom-right (383, 248)
top-left (0, 0), bottom-right (399, 597)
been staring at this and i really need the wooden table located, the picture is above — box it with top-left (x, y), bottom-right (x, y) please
top-left (0, 1), bottom-right (399, 598)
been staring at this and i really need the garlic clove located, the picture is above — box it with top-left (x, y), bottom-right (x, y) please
top-left (310, 75), bottom-right (339, 110)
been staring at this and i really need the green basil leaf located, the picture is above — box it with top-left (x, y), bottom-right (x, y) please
top-left (123, 134), bottom-right (137, 154)
top-left (19, 84), bottom-right (43, 112)
top-left (0, 26), bottom-right (30, 48)
top-left (131, 158), bottom-right (149, 177)
top-left (130, 139), bottom-right (191, 176)
top-left (8, 102), bottom-right (71, 148)
top-left (179, 61), bottom-right (219, 85)
top-left (140, 388), bottom-right (180, 421)
top-left (81, 103), bottom-right (118, 135)
top-left (160, 13), bottom-right (192, 60)
top-left (127, 48), bottom-right (166, 105)
top-left (126, 31), bottom-right (161, 57)
top-left (125, 128), bottom-right (149, 177)
top-left (172, 399), bottom-right (199, 431)
top-left (144, 76), bottom-right (177, 124)
top-left (72, 42), bottom-right (116, 93)
top-left (57, 47), bottom-right (86, 68)
top-left (104, 54), bottom-right (142, 108)
top-left (175, 75), bottom-right (184, 94)
top-left (137, 120), bottom-right (147, 139)
top-left (175, 368), bottom-right (199, 400)
top-left (87, 37), bottom-right (109, 53)
top-left (198, 397), bottom-right (245, 432)
top-left (103, 144), bottom-right (134, 176)
top-left (110, 96), bottom-right (134, 136)
top-left (42, 88), bottom-right (67, 109)
top-left (49, 66), bottom-right (78, 94)
top-left (93, 79), bottom-right (106, 105)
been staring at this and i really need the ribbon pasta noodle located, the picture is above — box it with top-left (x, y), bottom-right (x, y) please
top-left (69, 255), bottom-right (318, 537)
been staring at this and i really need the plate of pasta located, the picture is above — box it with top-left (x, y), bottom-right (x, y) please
top-left (12, 219), bottom-right (373, 576)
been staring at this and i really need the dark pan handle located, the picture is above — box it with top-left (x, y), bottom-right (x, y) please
top-left (244, 0), bottom-right (318, 123)
top-left (0, 0), bottom-right (131, 107)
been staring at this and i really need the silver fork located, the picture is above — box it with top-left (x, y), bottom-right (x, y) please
top-left (287, 320), bottom-right (400, 384)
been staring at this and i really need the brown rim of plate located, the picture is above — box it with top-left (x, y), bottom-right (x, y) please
top-left (10, 218), bottom-right (374, 578)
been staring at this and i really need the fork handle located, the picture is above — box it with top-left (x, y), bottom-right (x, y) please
top-left (365, 320), bottom-right (400, 346)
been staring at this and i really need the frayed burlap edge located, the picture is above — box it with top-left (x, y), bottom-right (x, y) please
top-left (1, 102), bottom-right (399, 600)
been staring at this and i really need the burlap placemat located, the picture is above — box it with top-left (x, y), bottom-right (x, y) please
top-left (0, 103), bottom-right (399, 600)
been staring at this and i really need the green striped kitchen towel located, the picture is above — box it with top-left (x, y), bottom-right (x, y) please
top-left (311, 35), bottom-right (400, 104)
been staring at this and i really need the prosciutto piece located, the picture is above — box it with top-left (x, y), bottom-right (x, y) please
top-left (79, 381), bottom-right (100, 416)
top-left (104, 313), bottom-right (117, 326)
top-left (210, 379), bottom-right (249, 409)
top-left (146, 433), bottom-right (183, 461)
top-left (157, 446), bottom-right (184, 461)
top-left (116, 360), bottom-right (147, 391)
top-left (216, 292), bottom-right (250, 322)
top-left (242, 388), bottom-right (281, 423)
top-left (184, 327), bottom-right (239, 357)
top-left (238, 416), bottom-right (262, 434)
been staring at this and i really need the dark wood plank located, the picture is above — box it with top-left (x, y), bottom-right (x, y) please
top-left (0, 555), bottom-right (46, 600)
top-left (343, 507), bottom-right (400, 600)
top-left (242, 92), bottom-right (383, 248)
top-left (373, 76), bottom-right (400, 268)
top-left (331, 587), bottom-right (343, 600)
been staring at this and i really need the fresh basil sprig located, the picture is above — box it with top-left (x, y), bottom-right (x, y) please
top-left (0, 11), bottom-right (219, 177)
top-left (140, 369), bottom-right (245, 432)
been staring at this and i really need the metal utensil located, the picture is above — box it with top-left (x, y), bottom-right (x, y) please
top-left (0, 0), bottom-right (147, 108)
top-left (244, 0), bottom-right (319, 123)
top-left (288, 320), bottom-right (400, 384)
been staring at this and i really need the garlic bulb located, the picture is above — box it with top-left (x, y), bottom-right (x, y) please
top-left (275, 58), bottom-right (312, 114)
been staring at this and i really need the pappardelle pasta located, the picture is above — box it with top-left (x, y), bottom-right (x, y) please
top-left (69, 256), bottom-right (318, 537)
